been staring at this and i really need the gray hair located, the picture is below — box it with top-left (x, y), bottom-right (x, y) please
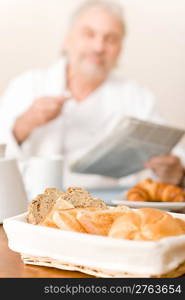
top-left (69, 0), bottom-right (126, 37)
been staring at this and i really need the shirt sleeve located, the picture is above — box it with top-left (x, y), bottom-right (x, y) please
top-left (0, 72), bottom-right (35, 159)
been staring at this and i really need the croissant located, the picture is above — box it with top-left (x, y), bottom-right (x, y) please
top-left (108, 208), bottom-right (185, 240)
top-left (127, 178), bottom-right (185, 202)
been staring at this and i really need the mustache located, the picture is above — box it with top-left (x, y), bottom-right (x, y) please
top-left (82, 52), bottom-right (105, 59)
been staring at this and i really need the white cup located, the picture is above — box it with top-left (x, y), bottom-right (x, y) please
top-left (0, 158), bottom-right (27, 222)
top-left (21, 155), bottom-right (64, 200)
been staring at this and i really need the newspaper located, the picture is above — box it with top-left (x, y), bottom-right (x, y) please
top-left (70, 117), bottom-right (185, 178)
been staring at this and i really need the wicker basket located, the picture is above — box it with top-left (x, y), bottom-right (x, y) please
top-left (21, 254), bottom-right (185, 278)
top-left (4, 213), bottom-right (185, 278)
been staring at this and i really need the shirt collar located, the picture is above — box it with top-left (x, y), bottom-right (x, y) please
top-left (45, 56), bottom-right (68, 96)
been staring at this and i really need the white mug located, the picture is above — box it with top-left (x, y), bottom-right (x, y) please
top-left (0, 158), bottom-right (27, 222)
top-left (22, 155), bottom-right (64, 200)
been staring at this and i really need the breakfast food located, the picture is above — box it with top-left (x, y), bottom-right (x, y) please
top-left (127, 178), bottom-right (185, 202)
top-left (77, 206), bottom-right (131, 236)
top-left (52, 209), bottom-right (87, 233)
top-left (27, 186), bottom-right (107, 225)
top-left (40, 200), bottom-right (74, 228)
top-left (108, 207), bottom-right (185, 241)
top-left (27, 187), bottom-right (66, 225)
top-left (27, 186), bottom-right (185, 241)
top-left (63, 187), bottom-right (107, 208)
top-left (22, 187), bottom-right (185, 278)
top-left (52, 207), bottom-right (98, 233)
top-left (27, 193), bottom-right (56, 225)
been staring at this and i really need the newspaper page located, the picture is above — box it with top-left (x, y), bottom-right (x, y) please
top-left (70, 117), bottom-right (185, 178)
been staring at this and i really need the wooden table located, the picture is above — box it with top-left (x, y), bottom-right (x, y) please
top-left (0, 225), bottom-right (94, 278)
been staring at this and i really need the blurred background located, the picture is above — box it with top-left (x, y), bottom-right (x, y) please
top-left (0, 0), bottom-right (185, 127)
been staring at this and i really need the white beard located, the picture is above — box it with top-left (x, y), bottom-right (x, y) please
top-left (79, 60), bottom-right (108, 79)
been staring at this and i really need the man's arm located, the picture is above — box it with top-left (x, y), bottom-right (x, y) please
top-left (140, 91), bottom-right (185, 186)
top-left (13, 96), bottom-right (67, 144)
top-left (13, 113), bottom-right (35, 145)
top-left (0, 74), bottom-right (30, 157)
top-left (0, 70), bottom-right (69, 159)
top-left (145, 155), bottom-right (184, 186)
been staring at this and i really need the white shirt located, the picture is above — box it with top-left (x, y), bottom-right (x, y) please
top-left (0, 58), bottom-right (184, 188)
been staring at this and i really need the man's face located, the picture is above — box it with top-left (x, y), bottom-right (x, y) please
top-left (65, 7), bottom-right (124, 79)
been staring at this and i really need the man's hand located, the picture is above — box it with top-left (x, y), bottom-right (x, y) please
top-left (25, 96), bottom-right (66, 127)
top-left (145, 154), bottom-right (184, 186)
top-left (13, 96), bottom-right (67, 144)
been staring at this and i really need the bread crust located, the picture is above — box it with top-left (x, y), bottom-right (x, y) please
top-left (77, 207), bottom-right (131, 236)
top-left (27, 187), bottom-right (107, 225)
top-left (27, 186), bottom-right (185, 242)
top-left (108, 208), bottom-right (185, 240)
top-left (127, 178), bottom-right (185, 202)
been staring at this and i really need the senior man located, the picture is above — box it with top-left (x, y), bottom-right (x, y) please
top-left (0, 0), bottom-right (184, 188)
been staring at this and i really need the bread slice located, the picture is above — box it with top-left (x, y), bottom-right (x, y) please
top-left (52, 209), bottom-right (87, 233)
top-left (77, 206), bottom-right (131, 236)
top-left (27, 194), bottom-right (56, 225)
top-left (27, 186), bottom-right (107, 225)
top-left (40, 200), bottom-right (74, 228)
top-left (53, 197), bottom-right (74, 210)
top-left (44, 188), bottom-right (65, 201)
top-left (51, 207), bottom-right (101, 231)
top-left (64, 187), bottom-right (107, 208)
top-left (27, 188), bottom-right (65, 225)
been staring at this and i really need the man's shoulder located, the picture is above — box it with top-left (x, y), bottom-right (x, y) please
top-left (8, 59), bottom-right (64, 87)
top-left (102, 73), bottom-right (157, 118)
top-left (107, 73), bottom-right (153, 95)
top-left (106, 74), bottom-right (155, 104)
top-left (7, 68), bottom-right (46, 91)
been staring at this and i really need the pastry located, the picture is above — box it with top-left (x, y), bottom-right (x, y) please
top-left (77, 206), bottom-right (131, 236)
top-left (127, 178), bottom-right (185, 202)
top-left (108, 207), bottom-right (185, 241)
top-left (27, 186), bottom-right (185, 242)
top-left (51, 207), bottom-right (100, 232)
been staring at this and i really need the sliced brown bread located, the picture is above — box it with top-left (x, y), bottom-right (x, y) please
top-left (27, 194), bottom-right (56, 225)
top-left (27, 186), bottom-right (107, 225)
top-left (27, 188), bottom-right (65, 224)
top-left (44, 188), bottom-right (65, 201)
top-left (64, 187), bottom-right (107, 208)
